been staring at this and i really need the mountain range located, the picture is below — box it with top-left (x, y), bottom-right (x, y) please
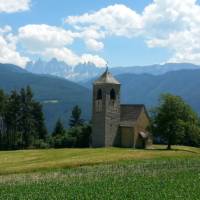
top-left (82, 69), bottom-right (200, 114)
top-left (117, 70), bottom-right (200, 114)
top-left (1, 62), bottom-right (200, 132)
top-left (26, 58), bottom-right (200, 82)
top-left (26, 59), bottom-right (105, 82)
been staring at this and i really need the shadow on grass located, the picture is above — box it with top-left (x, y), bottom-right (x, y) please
top-left (149, 147), bottom-right (200, 154)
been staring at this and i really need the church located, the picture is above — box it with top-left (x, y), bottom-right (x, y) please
top-left (92, 68), bottom-right (152, 148)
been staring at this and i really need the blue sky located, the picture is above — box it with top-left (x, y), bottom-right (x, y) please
top-left (0, 0), bottom-right (200, 67)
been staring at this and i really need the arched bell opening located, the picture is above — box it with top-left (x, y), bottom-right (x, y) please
top-left (110, 88), bottom-right (116, 100)
top-left (96, 89), bottom-right (102, 100)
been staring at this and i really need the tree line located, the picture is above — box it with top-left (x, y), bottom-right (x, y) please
top-left (1, 86), bottom-right (200, 151)
top-left (50, 105), bottom-right (91, 148)
top-left (0, 86), bottom-right (47, 150)
top-left (0, 87), bottom-right (91, 150)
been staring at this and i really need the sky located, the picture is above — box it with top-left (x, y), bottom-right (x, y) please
top-left (1, 0), bottom-right (200, 68)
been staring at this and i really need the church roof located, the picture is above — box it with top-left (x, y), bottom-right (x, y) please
top-left (93, 68), bottom-right (120, 85)
top-left (120, 104), bottom-right (148, 127)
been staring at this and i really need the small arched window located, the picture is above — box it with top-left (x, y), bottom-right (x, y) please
top-left (110, 89), bottom-right (116, 100)
top-left (96, 89), bottom-right (102, 100)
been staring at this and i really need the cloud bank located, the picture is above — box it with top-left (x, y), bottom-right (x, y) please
top-left (1, 0), bottom-right (200, 67)
top-left (0, 0), bottom-right (31, 13)
top-left (0, 26), bottom-right (29, 67)
top-left (65, 0), bottom-right (200, 64)
top-left (17, 24), bottom-right (106, 67)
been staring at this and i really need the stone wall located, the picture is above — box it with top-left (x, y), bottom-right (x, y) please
top-left (92, 84), bottom-right (121, 147)
top-left (134, 109), bottom-right (151, 148)
top-left (121, 127), bottom-right (134, 147)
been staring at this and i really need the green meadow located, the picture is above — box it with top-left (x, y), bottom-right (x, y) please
top-left (0, 146), bottom-right (200, 200)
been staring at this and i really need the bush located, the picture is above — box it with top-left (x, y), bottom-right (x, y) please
top-left (50, 123), bottom-right (91, 148)
top-left (34, 139), bottom-right (49, 149)
top-left (67, 124), bottom-right (91, 147)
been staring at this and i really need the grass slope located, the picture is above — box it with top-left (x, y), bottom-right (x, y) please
top-left (0, 146), bottom-right (200, 199)
top-left (0, 146), bottom-right (199, 175)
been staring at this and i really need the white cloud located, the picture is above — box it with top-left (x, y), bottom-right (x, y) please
top-left (0, 26), bottom-right (29, 67)
top-left (5, 0), bottom-right (200, 67)
top-left (66, 4), bottom-right (143, 38)
top-left (78, 28), bottom-right (105, 51)
top-left (65, 4), bottom-right (143, 51)
top-left (80, 54), bottom-right (106, 67)
top-left (0, 0), bottom-right (31, 13)
top-left (18, 24), bottom-right (75, 52)
top-left (80, 28), bottom-right (105, 40)
top-left (85, 39), bottom-right (104, 51)
top-left (143, 0), bottom-right (200, 64)
top-left (43, 48), bottom-right (80, 66)
top-left (65, 1), bottom-right (200, 64)
top-left (17, 24), bottom-right (106, 67)
top-left (0, 25), bottom-right (12, 34)
top-left (43, 47), bottom-right (106, 67)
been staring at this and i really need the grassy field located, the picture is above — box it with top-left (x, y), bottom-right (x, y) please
top-left (0, 146), bottom-right (200, 199)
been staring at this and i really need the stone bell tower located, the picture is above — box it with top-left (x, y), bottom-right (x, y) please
top-left (92, 67), bottom-right (121, 147)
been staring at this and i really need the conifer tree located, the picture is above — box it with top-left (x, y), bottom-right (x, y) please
top-left (19, 86), bottom-right (36, 147)
top-left (0, 86), bottom-right (48, 150)
top-left (52, 119), bottom-right (65, 137)
top-left (0, 90), bottom-right (6, 149)
top-left (69, 105), bottom-right (83, 127)
top-left (32, 102), bottom-right (48, 140)
top-left (5, 90), bottom-right (21, 149)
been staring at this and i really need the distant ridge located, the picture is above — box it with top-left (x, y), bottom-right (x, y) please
top-left (26, 58), bottom-right (200, 82)
top-left (111, 63), bottom-right (199, 76)
top-left (0, 63), bottom-right (91, 131)
top-left (82, 68), bottom-right (200, 115)
top-left (0, 63), bottom-right (28, 73)
top-left (2, 62), bottom-right (200, 131)
top-left (118, 69), bottom-right (200, 114)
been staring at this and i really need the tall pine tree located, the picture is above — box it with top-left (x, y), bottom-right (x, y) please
top-left (0, 90), bottom-right (6, 149)
top-left (52, 119), bottom-right (65, 137)
top-left (5, 90), bottom-right (21, 149)
top-left (32, 102), bottom-right (47, 140)
top-left (69, 105), bottom-right (84, 127)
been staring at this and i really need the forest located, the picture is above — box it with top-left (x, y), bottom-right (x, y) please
top-left (0, 86), bottom-right (91, 150)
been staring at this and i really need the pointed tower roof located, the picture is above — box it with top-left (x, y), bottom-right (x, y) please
top-left (94, 67), bottom-right (120, 85)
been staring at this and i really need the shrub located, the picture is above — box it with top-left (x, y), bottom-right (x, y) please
top-left (34, 139), bottom-right (49, 149)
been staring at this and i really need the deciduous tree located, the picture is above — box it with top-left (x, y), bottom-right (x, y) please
top-left (150, 94), bottom-right (200, 149)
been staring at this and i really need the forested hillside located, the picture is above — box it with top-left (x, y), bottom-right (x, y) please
top-left (0, 64), bottom-right (91, 131)
top-left (118, 69), bottom-right (200, 113)
top-left (2, 63), bottom-right (200, 132)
